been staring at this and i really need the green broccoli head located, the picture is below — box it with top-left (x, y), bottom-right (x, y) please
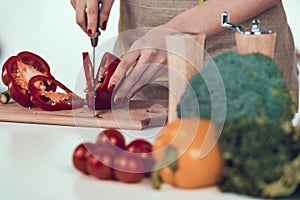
top-left (178, 51), bottom-right (296, 125)
top-left (177, 51), bottom-right (299, 197)
top-left (219, 116), bottom-right (295, 197)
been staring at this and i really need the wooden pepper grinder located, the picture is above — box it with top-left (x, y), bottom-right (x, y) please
top-left (222, 12), bottom-right (276, 58)
top-left (165, 32), bottom-right (206, 123)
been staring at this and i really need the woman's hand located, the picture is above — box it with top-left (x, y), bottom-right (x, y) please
top-left (108, 27), bottom-right (175, 104)
top-left (70, 0), bottom-right (114, 36)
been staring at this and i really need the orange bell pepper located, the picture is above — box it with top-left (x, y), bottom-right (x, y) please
top-left (151, 118), bottom-right (226, 189)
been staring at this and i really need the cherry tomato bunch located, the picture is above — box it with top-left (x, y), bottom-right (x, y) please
top-left (72, 129), bottom-right (154, 183)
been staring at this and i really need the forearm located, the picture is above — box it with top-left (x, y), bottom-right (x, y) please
top-left (162, 0), bottom-right (281, 38)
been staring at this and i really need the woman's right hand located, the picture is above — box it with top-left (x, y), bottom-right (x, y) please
top-left (70, 0), bottom-right (114, 36)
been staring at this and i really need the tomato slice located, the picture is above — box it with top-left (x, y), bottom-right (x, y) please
top-left (2, 51), bottom-right (52, 107)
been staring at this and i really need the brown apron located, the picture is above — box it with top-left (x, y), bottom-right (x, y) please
top-left (116, 0), bottom-right (299, 101)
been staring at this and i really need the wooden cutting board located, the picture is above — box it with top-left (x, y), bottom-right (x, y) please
top-left (0, 100), bottom-right (168, 130)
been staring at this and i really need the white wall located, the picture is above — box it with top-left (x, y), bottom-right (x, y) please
top-left (0, 1), bottom-right (299, 93)
top-left (283, 0), bottom-right (300, 51)
top-left (0, 0), bottom-right (120, 92)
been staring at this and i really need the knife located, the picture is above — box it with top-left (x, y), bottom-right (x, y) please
top-left (89, 3), bottom-right (101, 116)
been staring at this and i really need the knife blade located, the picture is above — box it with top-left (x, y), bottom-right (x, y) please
top-left (89, 3), bottom-right (101, 116)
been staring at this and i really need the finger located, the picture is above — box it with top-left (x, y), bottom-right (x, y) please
top-left (108, 50), bottom-right (140, 92)
top-left (75, 0), bottom-right (88, 33)
top-left (99, 0), bottom-right (114, 30)
top-left (124, 64), bottom-right (168, 101)
top-left (113, 61), bottom-right (148, 102)
top-left (86, 0), bottom-right (100, 36)
top-left (70, 0), bottom-right (76, 9)
top-left (113, 50), bottom-right (165, 102)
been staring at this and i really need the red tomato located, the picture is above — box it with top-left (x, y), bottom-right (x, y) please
top-left (86, 147), bottom-right (116, 180)
top-left (113, 153), bottom-right (145, 183)
top-left (127, 139), bottom-right (152, 153)
top-left (72, 142), bottom-right (97, 174)
top-left (126, 139), bottom-right (154, 175)
top-left (96, 129), bottom-right (126, 150)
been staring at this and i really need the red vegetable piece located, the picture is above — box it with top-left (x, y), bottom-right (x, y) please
top-left (86, 147), bottom-right (116, 179)
top-left (1, 51), bottom-right (52, 107)
top-left (2, 56), bottom-right (15, 86)
top-left (72, 142), bottom-right (97, 174)
top-left (113, 153), bottom-right (145, 183)
top-left (82, 52), bottom-right (95, 109)
top-left (127, 139), bottom-right (152, 154)
top-left (95, 52), bottom-right (120, 109)
top-left (28, 75), bottom-right (84, 111)
top-left (96, 129), bottom-right (126, 150)
top-left (126, 139), bottom-right (154, 173)
top-left (82, 52), bottom-right (120, 110)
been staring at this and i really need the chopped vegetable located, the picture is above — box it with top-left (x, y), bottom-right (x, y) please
top-left (1, 51), bottom-right (52, 107)
top-left (28, 75), bottom-right (84, 111)
top-left (178, 51), bottom-right (300, 198)
top-left (0, 90), bottom-right (10, 104)
top-left (2, 51), bottom-right (83, 111)
top-left (82, 52), bottom-right (120, 109)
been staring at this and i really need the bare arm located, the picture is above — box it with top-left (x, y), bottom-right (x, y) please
top-left (163, 0), bottom-right (281, 37)
top-left (109, 0), bottom-right (282, 103)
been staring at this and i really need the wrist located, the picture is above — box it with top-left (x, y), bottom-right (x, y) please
top-left (160, 20), bottom-right (183, 33)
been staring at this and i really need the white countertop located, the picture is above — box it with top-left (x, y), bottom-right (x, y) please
top-left (0, 121), bottom-right (262, 200)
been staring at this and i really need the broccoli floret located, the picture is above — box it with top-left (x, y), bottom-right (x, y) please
top-left (219, 116), bottom-right (295, 197)
top-left (178, 51), bottom-right (296, 125)
top-left (177, 51), bottom-right (299, 198)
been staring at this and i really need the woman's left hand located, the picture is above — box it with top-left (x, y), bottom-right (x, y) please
top-left (108, 27), bottom-right (174, 104)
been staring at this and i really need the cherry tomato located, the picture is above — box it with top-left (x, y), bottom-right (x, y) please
top-left (72, 142), bottom-right (97, 174)
top-left (96, 129), bottom-right (126, 150)
top-left (126, 139), bottom-right (154, 175)
top-left (113, 153), bottom-right (145, 183)
top-left (127, 139), bottom-right (152, 153)
top-left (86, 147), bottom-right (116, 180)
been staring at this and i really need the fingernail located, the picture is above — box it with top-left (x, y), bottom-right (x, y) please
top-left (108, 84), bottom-right (115, 92)
top-left (87, 29), bottom-right (93, 36)
top-left (122, 98), bottom-right (128, 104)
top-left (102, 21), bottom-right (107, 30)
top-left (115, 97), bottom-right (122, 105)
